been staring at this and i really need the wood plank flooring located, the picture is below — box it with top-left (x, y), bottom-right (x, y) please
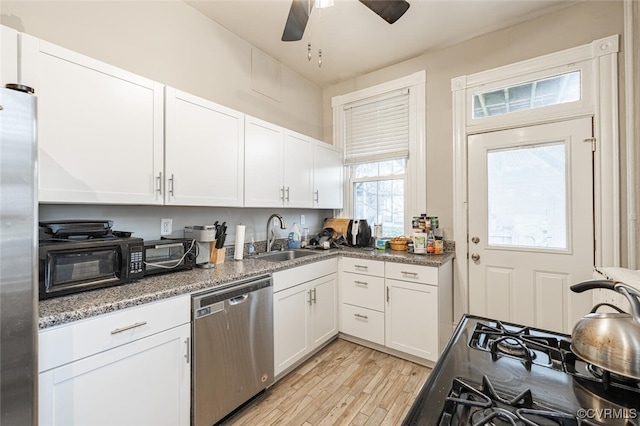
top-left (224, 338), bottom-right (431, 426)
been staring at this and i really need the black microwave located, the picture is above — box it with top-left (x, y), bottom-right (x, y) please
top-left (38, 237), bottom-right (144, 300)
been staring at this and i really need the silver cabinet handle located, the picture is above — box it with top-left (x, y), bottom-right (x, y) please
top-left (354, 313), bottom-right (368, 320)
top-left (111, 321), bottom-right (147, 335)
top-left (168, 173), bottom-right (175, 196)
top-left (280, 186), bottom-right (285, 201)
top-left (308, 290), bottom-right (313, 306)
top-left (312, 287), bottom-right (317, 304)
top-left (314, 190), bottom-right (319, 204)
top-left (354, 264), bottom-right (369, 270)
top-left (354, 280), bottom-right (368, 287)
top-left (401, 271), bottom-right (418, 277)
top-left (184, 337), bottom-right (190, 364)
top-left (156, 172), bottom-right (163, 195)
top-left (285, 186), bottom-right (290, 202)
top-left (386, 287), bottom-right (390, 303)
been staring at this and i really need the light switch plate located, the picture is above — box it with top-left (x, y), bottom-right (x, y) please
top-left (300, 214), bottom-right (305, 225)
top-left (161, 218), bottom-right (172, 236)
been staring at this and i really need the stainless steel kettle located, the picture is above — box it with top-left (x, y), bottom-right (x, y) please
top-left (570, 279), bottom-right (640, 379)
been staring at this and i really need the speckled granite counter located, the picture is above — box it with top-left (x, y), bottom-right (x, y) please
top-left (39, 247), bottom-right (454, 329)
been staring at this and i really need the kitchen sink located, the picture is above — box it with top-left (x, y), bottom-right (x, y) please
top-left (256, 249), bottom-right (317, 262)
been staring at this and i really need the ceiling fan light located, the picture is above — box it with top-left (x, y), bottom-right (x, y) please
top-left (315, 0), bottom-right (334, 9)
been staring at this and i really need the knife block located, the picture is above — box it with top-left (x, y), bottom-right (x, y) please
top-left (210, 247), bottom-right (226, 264)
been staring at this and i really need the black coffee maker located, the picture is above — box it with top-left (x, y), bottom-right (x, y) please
top-left (347, 219), bottom-right (372, 247)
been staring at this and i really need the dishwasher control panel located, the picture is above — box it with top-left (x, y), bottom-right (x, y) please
top-left (195, 302), bottom-right (223, 319)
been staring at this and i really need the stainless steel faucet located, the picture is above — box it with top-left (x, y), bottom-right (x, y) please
top-left (266, 213), bottom-right (286, 252)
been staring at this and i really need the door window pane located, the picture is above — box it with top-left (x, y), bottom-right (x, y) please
top-left (473, 71), bottom-right (581, 118)
top-left (487, 143), bottom-right (567, 249)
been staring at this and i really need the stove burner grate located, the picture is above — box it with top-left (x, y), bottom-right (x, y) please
top-left (440, 376), bottom-right (600, 426)
top-left (469, 321), bottom-right (565, 370)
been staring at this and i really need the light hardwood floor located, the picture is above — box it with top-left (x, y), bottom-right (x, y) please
top-left (224, 338), bottom-right (432, 426)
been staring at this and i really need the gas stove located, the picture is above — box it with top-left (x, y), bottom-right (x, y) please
top-left (403, 315), bottom-right (639, 426)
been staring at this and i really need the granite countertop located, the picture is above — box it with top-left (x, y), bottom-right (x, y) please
top-left (39, 247), bottom-right (454, 330)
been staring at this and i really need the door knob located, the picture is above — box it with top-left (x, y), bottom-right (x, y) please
top-left (471, 253), bottom-right (480, 261)
top-left (471, 236), bottom-right (480, 244)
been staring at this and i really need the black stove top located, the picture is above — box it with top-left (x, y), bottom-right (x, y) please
top-left (403, 315), bottom-right (639, 426)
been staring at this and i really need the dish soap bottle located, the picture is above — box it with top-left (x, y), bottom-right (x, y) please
top-left (290, 222), bottom-right (301, 249)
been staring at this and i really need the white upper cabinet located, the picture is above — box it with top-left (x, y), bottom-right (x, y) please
top-left (313, 141), bottom-right (343, 209)
top-left (1, 25), bottom-right (18, 86)
top-left (20, 34), bottom-right (164, 205)
top-left (244, 116), bottom-right (285, 207)
top-left (283, 130), bottom-right (313, 208)
top-left (164, 88), bottom-right (244, 206)
top-left (244, 116), bottom-right (314, 208)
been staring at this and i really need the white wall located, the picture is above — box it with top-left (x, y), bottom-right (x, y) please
top-left (0, 0), bottom-right (324, 139)
top-left (39, 204), bottom-right (330, 248)
top-left (324, 1), bottom-right (625, 243)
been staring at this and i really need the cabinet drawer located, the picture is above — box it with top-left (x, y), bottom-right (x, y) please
top-left (385, 262), bottom-right (438, 285)
top-left (340, 257), bottom-right (384, 277)
top-left (340, 304), bottom-right (384, 345)
top-left (39, 295), bottom-right (190, 372)
top-left (341, 274), bottom-right (385, 312)
top-left (273, 258), bottom-right (338, 293)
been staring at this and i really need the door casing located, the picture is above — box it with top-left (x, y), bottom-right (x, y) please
top-left (452, 35), bottom-right (620, 324)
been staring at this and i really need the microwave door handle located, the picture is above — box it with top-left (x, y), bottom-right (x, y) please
top-left (152, 243), bottom-right (183, 249)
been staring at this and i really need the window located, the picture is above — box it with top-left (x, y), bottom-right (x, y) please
top-left (473, 71), bottom-right (581, 119)
top-left (487, 143), bottom-right (567, 249)
top-left (332, 72), bottom-right (426, 237)
top-left (353, 160), bottom-right (406, 237)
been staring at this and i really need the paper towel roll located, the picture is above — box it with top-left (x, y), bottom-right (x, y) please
top-left (234, 224), bottom-right (245, 260)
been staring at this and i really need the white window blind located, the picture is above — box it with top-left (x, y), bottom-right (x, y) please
top-left (344, 89), bottom-right (410, 164)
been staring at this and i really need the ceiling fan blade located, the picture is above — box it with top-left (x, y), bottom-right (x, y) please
top-left (282, 0), bottom-right (313, 42)
top-left (358, 0), bottom-right (410, 24)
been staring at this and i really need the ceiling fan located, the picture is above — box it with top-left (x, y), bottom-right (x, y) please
top-left (281, 0), bottom-right (411, 42)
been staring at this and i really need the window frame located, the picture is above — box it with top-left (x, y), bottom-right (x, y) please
top-left (332, 71), bottom-right (426, 236)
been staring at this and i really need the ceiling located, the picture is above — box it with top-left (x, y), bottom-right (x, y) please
top-left (185, 0), bottom-right (577, 88)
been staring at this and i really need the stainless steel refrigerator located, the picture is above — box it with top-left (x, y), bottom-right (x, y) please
top-left (0, 84), bottom-right (38, 425)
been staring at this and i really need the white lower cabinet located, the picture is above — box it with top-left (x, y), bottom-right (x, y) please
top-left (385, 279), bottom-right (438, 360)
top-left (273, 258), bottom-right (338, 377)
top-left (339, 257), bottom-right (453, 363)
top-left (38, 296), bottom-right (191, 426)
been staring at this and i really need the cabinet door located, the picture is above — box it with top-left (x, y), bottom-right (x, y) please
top-left (309, 273), bottom-right (338, 349)
top-left (165, 88), bottom-right (244, 206)
top-left (1, 25), bottom-right (18, 86)
top-left (313, 141), bottom-right (343, 209)
top-left (20, 34), bottom-right (164, 204)
top-left (39, 324), bottom-right (190, 426)
top-left (385, 279), bottom-right (439, 361)
top-left (273, 283), bottom-right (310, 376)
top-left (244, 116), bottom-right (284, 207)
top-left (283, 130), bottom-right (313, 208)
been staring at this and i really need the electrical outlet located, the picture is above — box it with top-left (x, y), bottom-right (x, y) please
top-left (160, 218), bottom-right (173, 236)
top-left (300, 214), bottom-right (305, 225)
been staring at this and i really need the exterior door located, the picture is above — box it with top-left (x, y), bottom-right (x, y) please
top-left (467, 117), bottom-right (594, 333)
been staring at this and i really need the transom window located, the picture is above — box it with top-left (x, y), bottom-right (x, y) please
top-left (473, 71), bottom-right (581, 119)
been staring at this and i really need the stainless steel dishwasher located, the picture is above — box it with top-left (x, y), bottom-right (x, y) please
top-left (192, 274), bottom-right (274, 426)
